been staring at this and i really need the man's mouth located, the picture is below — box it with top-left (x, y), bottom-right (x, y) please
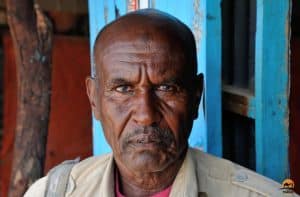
top-left (132, 134), bottom-right (162, 146)
top-left (137, 139), bottom-right (157, 144)
top-left (123, 126), bottom-right (175, 149)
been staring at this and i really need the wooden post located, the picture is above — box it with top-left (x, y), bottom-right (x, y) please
top-left (5, 0), bottom-right (53, 196)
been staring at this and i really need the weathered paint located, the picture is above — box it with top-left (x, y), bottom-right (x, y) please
top-left (206, 0), bottom-right (222, 156)
top-left (222, 85), bottom-right (255, 119)
top-left (254, 0), bottom-right (290, 182)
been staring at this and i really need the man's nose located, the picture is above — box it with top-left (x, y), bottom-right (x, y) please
top-left (132, 91), bottom-right (160, 126)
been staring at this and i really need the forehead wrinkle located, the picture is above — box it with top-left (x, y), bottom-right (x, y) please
top-left (99, 41), bottom-right (170, 55)
top-left (95, 56), bottom-right (185, 84)
top-left (100, 55), bottom-right (183, 86)
top-left (101, 61), bottom-right (141, 83)
top-left (101, 54), bottom-right (177, 69)
top-left (99, 51), bottom-right (185, 80)
top-left (95, 41), bottom-right (168, 70)
top-left (94, 31), bottom-right (187, 66)
top-left (100, 46), bottom-right (183, 67)
top-left (102, 52), bottom-right (162, 64)
top-left (95, 38), bottom-right (188, 82)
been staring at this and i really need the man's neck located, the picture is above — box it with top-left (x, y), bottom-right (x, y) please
top-left (115, 151), bottom-right (186, 197)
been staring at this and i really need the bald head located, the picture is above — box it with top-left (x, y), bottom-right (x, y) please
top-left (93, 9), bottom-right (197, 77)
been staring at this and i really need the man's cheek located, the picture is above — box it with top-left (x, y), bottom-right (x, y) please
top-left (101, 99), bottom-right (132, 136)
top-left (163, 109), bottom-right (189, 144)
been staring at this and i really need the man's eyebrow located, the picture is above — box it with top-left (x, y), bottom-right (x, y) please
top-left (107, 78), bottom-right (132, 86)
top-left (159, 77), bottom-right (183, 85)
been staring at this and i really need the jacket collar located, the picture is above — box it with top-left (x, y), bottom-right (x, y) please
top-left (99, 154), bottom-right (115, 197)
top-left (101, 148), bottom-right (206, 197)
top-left (169, 148), bottom-right (202, 197)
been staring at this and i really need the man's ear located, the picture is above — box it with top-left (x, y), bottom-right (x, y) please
top-left (192, 73), bottom-right (204, 119)
top-left (86, 77), bottom-right (101, 120)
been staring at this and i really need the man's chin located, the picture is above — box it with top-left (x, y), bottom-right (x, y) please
top-left (123, 150), bottom-right (176, 173)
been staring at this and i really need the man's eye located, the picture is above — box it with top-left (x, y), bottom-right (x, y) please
top-left (156, 85), bottom-right (175, 92)
top-left (115, 85), bottom-right (133, 93)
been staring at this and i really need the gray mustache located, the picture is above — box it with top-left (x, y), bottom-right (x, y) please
top-left (124, 126), bottom-right (174, 146)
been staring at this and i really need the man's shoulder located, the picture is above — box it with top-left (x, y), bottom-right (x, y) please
top-left (71, 153), bottom-right (112, 177)
top-left (24, 176), bottom-right (48, 197)
top-left (68, 153), bottom-right (113, 186)
top-left (189, 148), bottom-right (299, 196)
top-left (24, 153), bottom-right (113, 197)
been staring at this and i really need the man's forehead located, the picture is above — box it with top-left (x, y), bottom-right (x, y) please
top-left (102, 63), bottom-right (181, 79)
top-left (100, 46), bottom-right (184, 75)
top-left (100, 61), bottom-right (186, 87)
top-left (93, 9), bottom-right (197, 78)
top-left (98, 39), bottom-right (177, 59)
top-left (93, 9), bottom-right (192, 55)
top-left (96, 38), bottom-right (185, 71)
top-left (97, 9), bottom-right (183, 37)
top-left (95, 28), bottom-right (183, 57)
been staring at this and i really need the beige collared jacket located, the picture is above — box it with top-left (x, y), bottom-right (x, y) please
top-left (25, 148), bottom-right (299, 197)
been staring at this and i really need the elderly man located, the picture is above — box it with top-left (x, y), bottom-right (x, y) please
top-left (25, 9), bottom-right (298, 197)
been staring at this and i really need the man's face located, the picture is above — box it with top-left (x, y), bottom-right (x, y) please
top-left (88, 34), bottom-right (202, 173)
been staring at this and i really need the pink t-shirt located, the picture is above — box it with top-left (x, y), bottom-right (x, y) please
top-left (115, 173), bottom-right (172, 197)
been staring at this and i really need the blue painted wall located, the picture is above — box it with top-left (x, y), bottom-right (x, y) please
top-left (254, 0), bottom-right (290, 182)
top-left (205, 0), bottom-right (222, 156)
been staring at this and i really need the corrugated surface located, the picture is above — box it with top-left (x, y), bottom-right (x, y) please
top-left (0, 34), bottom-right (92, 196)
top-left (44, 36), bottom-right (92, 172)
top-left (0, 33), bottom-right (17, 197)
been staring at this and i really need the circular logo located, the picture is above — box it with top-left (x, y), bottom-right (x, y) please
top-left (281, 179), bottom-right (295, 193)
